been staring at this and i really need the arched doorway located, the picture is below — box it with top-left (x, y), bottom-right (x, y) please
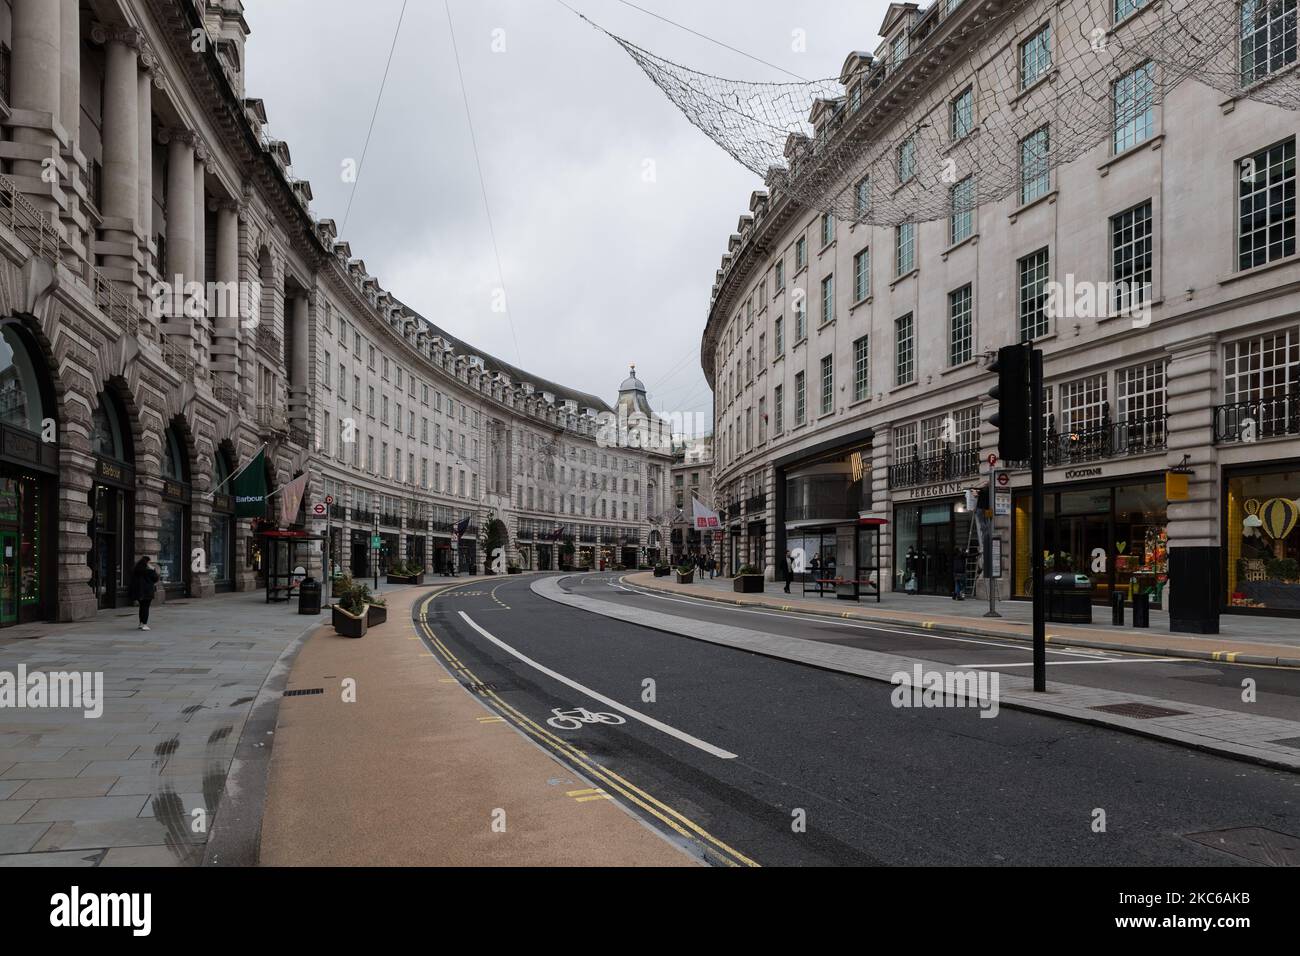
top-left (157, 421), bottom-right (192, 597)
top-left (0, 321), bottom-right (58, 626)
top-left (209, 443), bottom-right (236, 592)
top-left (88, 388), bottom-right (136, 610)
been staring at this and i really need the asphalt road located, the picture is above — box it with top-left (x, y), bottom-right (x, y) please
top-left (417, 573), bottom-right (1300, 866)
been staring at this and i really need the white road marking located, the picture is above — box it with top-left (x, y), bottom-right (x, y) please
top-left (456, 610), bottom-right (738, 760)
top-left (616, 580), bottom-right (1109, 659)
top-left (964, 657), bottom-right (1186, 668)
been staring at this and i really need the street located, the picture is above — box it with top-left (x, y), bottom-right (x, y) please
top-left (418, 573), bottom-right (1300, 867)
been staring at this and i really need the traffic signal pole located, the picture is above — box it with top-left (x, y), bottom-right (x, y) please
top-left (1030, 347), bottom-right (1046, 692)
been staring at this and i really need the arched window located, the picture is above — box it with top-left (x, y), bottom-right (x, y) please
top-left (162, 426), bottom-right (188, 482)
top-left (91, 391), bottom-right (131, 462)
top-left (0, 325), bottom-right (49, 434)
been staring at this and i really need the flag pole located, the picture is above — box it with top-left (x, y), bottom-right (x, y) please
top-left (208, 443), bottom-right (269, 496)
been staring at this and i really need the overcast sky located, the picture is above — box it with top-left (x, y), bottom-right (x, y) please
top-left (244, 0), bottom-right (889, 427)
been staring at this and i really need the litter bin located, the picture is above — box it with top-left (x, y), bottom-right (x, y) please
top-left (1043, 572), bottom-right (1093, 624)
top-left (1111, 591), bottom-right (1125, 626)
top-left (298, 576), bottom-right (322, 615)
top-left (1132, 591), bottom-right (1150, 628)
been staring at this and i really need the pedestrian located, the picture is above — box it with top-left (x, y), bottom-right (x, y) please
top-left (951, 549), bottom-right (967, 601)
top-left (783, 550), bottom-right (794, 593)
top-left (129, 556), bottom-right (159, 631)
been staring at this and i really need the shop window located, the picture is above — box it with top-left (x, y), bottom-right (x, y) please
top-left (0, 326), bottom-right (48, 433)
top-left (1226, 468), bottom-right (1300, 610)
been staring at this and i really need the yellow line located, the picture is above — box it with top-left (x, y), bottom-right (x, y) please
top-left (576, 794), bottom-right (612, 803)
top-left (566, 788), bottom-right (603, 797)
top-left (414, 593), bottom-right (759, 867)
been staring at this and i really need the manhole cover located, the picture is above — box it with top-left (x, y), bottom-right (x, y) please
top-left (1090, 702), bottom-right (1189, 719)
top-left (1184, 827), bottom-right (1300, 866)
top-left (283, 688), bottom-right (324, 697)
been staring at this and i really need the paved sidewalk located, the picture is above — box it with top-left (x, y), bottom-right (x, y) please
top-left (259, 583), bottom-right (697, 866)
top-left (626, 572), bottom-right (1300, 667)
top-left (0, 581), bottom-right (415, 867)
top-left (555, 577), bottom-right (1300, 773)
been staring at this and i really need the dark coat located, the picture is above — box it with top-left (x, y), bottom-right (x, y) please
top-left (131, 564), bottom-right (159, 602)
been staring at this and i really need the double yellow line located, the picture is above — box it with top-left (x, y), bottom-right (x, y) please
top-left (415, 587), bottom-right (759, 867)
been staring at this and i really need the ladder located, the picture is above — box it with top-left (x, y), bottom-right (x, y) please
top-left (961, 515), bottom-right (981, 596)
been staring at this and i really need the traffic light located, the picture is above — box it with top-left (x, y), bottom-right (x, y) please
top-left (987, 343), bottom-right (1031, 460)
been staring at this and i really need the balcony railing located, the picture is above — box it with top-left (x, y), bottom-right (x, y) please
top-left (1214, 392), bottom-right (1300, 444)
top-left (1044, 412), bottom-right (1167, 466)
top-left (255, 403), bottom-right (288, 434)
top-left (888, 447), bottom-right (980, 489)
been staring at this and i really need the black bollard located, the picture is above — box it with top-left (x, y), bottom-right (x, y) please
top-left (1132, 592), bottom-right (1150, 628)
top-left (1112, 590), bottom-right (1125, 626)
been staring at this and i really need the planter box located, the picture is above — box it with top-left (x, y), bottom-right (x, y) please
top-left (386, 572), bottom-right (425, 585)
top-left (366, 604), bottom-right (388, 627)
top-left (332, 604), bottom-right (369, 639)
top-left (507, 567), bottom-right (522, 574)
top-left (675, 571), bottom-right (694, 584)
top-left (653, 567), bottom-right (671, 577)
top-left (734, 575), bottom-right (764, 593)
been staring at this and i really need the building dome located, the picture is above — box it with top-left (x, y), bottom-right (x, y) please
top-left (616, 364), bottom-right (656, 419)
top-left (620, 366), bottom-right (646, 394)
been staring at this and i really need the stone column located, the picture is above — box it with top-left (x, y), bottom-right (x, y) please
top-left (159, 128), bottom-right (195, 346)
top-left (1165, 334), bottom-right (1220, 633)
top-left (10, 0), bottom-right (62, 217)
top-left (289, 294), bottom-right (310, 423)
top-left (193, 151), bottom-right (207, 347)
top-left (137, 57), bottom-right (155, 248)
top-left (211, 200), bottom-right (242, 385)
top-left (59, 0), bottom-right (79, 148)
top-left (97, 24), bottom-right (141, 286)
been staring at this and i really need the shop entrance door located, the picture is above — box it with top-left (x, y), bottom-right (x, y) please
top-left (916, 522), bottom-right (954, 595)
top-left (1055, 513), bottom-right (1112, 600)
top-left (0, 530), bottom-right (17, 626)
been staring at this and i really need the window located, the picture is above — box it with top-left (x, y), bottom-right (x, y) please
top-left (795, 236), bottom-right (807, 270)
top-left (775, 315), bottom-right (784, 356)
top-left (1115, 0), bottom-right (1148, 21)
top-left (853, 335), bottom-right (870, 402)
top-left (895, 313), bottom-right (915, 386)
top-left (1111, 201), bottom-right (1153, 313)
top-left (897, 135), bottom-right (917, 183)
top-left (855, 177), bottom-right (871, 216)
top-left (950, 176), bottom-right (975, 244)
top-left (949, 285), bottom-right (973, 366)
top-left (819, 354), bottom-right (834, 415)
top-left (368, 386), bottom-right (375, 416)
top-left (1020, 125), bottom-right (1051, 204)
top-left (1113, 61), bottom-right (1155, 153)
top-left (795, 293), bottom-right (807, 341)
top-left (1020, 23), bottom-right (1052, 90)
top-left (1060, 374), bottom-right (1108, 435)
top-left (820, 274), bottom-right (835, 324)
top-left (773, 384), bottom-right (784, 434)
top-left (1019, 248), bottom-right (1051, 341)
top-left (894, 422), bottom-right (918, 462)
top-left (820, 212), bottom-right (834, 246)
top-left (775, 259), bottom-right (785, 290)
top-left (1241, 0), bottom-right (1298, 85)
top-left (895, 222), bottom-right (915, 275)
top-left (853, 248), bottom-right (870, 301)
top-left (1239, 138), bottom-right (1296, 270)
top-left (758, 332), bottom-right (766, 368)
top-left (1117, 361), bottom-right (1166, 425)
top-left (794, 371), bottom-right (806, 425)
top-left (892, 31), bottom-right (908, 66)
top-left (951, 86), bottom-right (973, 140)
top-left (1223, 326), bottom-right (1300, 404)
top-left (338, 364), bottom-right (346, 400)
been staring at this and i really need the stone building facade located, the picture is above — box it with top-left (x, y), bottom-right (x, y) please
top-left (703, 0), bottom-right (1300, 632)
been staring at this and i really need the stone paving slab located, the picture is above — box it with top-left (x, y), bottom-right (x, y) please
top-left (0, 585), bottom-right (376, 866)
top-left (543, 577), bottom-right (1300, 773)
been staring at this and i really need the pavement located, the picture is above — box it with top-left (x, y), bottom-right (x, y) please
top-left (629, 572), bottom-right (1300, 666)
top-left (565, 573), bottom-right (1300, 773)
top-left (258, 579), bottom-right (697, 866)
top-left (0, 580), bottom-right (412, 867)
top-left (409, 573), bottom-right (1300, 865)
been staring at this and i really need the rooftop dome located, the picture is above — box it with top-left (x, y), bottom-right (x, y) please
top-left (617, 364), bottom-right (655, 419)
top-left (620, 365), bottom-right (646, 393)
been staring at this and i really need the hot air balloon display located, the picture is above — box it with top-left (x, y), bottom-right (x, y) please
top-left (1259, 497), bottom-right (1299, 541)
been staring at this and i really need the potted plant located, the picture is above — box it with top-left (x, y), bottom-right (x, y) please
top-left (733, 564), bottom-right (764, 593)
top-left (331, 576), bottom-right (369, 639)
top-left (507, 563), bottom-right (522, 574)
top-left (653, 562), bottom-right (671, 578)
top-left (675, 563), bottom-right (695, 584)
top-left (386, 560), bottom-right (426, 585)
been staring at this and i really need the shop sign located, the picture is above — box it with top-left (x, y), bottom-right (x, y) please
top-left (906, 481), bottom-right (962, 500)
top-left (994, 490), bottom-right (1011, 516)
top-left (213, 493), bottom-right (232, 512)
top-left (162, 479), bottom-right (188, 502)
top-left (1064, 467), bottom-right (1103, 480)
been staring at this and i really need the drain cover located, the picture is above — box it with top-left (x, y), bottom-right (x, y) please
top-left (464, 682), bottom-right (499, 694)
top-left (1184, 827), bottom-right (1300, 866)
top-left (1090, 702), bottom-right (1189, 719)
top-left (283, 688), bottom-right (324, 697)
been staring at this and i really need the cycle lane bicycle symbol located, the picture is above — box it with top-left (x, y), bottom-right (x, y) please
top-left (545, 706), bottom-right (628, 731)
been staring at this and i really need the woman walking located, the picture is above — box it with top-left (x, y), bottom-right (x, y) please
top-left (130, 556), bottom-right (159, 631)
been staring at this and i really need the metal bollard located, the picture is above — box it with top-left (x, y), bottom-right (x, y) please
top-left (1132, 592), bottom-right (1150, 628)
top-left (1112, 591), bottom-right (1125, 626)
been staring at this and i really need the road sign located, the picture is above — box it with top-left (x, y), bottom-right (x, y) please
top-left (324, 495), bottom-right (334, 505)
top-left (986, 453), bottom-right (998, 467)
top-left (371, 535), bottom-right (382, 548)
top-left (996, 471), bottom-right (1010, 487)
top-left (312, 502), bottom-right (327, 517)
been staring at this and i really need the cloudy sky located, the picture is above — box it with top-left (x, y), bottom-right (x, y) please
top-left (244, 0), bottom-right (888, 425)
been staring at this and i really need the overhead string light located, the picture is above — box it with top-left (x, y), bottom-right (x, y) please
top-left (572, 0), bottom-right (1300, 228)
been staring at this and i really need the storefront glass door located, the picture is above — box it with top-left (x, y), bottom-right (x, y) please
top-left (0, 530), bottom-right (17, 625)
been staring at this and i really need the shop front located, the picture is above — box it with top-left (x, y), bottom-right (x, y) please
top-left (406, 534), bottom-right (426, 569)
top-left (209, 450), bottom-right (236, 592)
top-left (0, 322), bottom-right (58, 626)
top-left (893, 481), bottom-right (976, 596)
top-left (1012, 471), bottom-right (1168, 606)
top-left (88, 390), bottom-right (136, 610)
top-left (1225, 462), bottom-right (1300, 613)
top-left (157, 425), bottom-right (191, 597)
top-left (350, 528), bottom-right (371, 578)
top-left (775, 433), bottom-right (873, 588)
